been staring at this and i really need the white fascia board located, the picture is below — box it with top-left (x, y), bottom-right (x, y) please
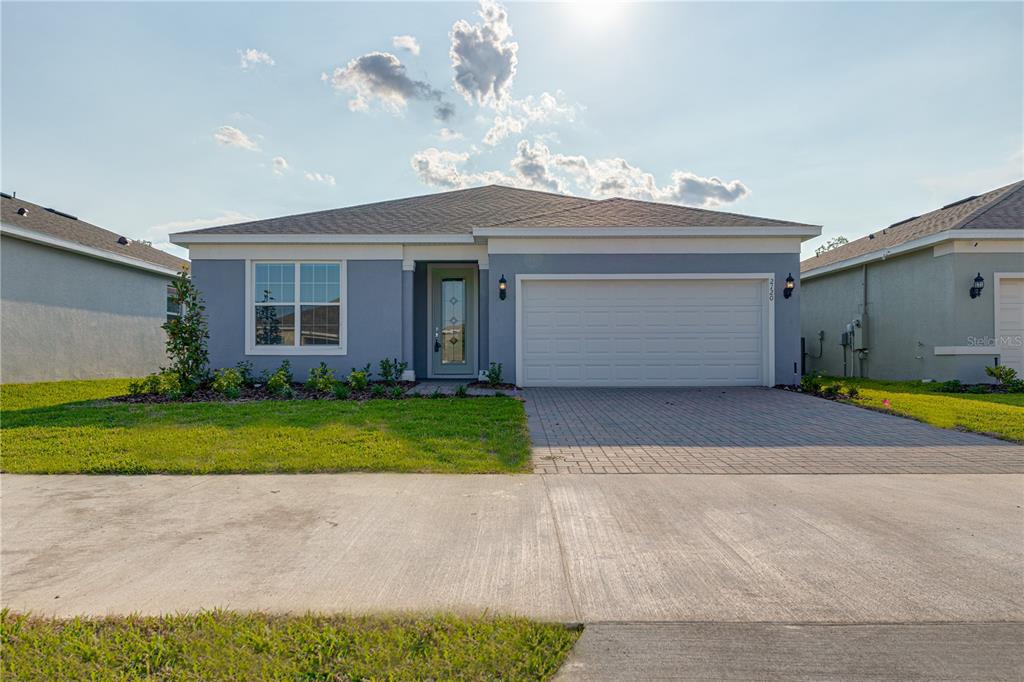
top-left (473, 225), bottom-right (823, 239)
top-left (2, 222), bottom-right (182, 277)
top-left (170, 232), bottom-right (476, 245)
top-left (801, 229), bottom-right (1024, 281)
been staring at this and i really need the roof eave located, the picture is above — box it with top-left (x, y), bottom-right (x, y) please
top-left (474, 225), bottom-right (822, 238)
top-left (170, 232), bottom-right (477, 245)
top-left (2, 222), bottom-right (184, 276)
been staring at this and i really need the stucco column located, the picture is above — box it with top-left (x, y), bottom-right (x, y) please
top-left (401, 264), bottom-right (416, 381)
top-left (478, 266), bottom-right (489, 379)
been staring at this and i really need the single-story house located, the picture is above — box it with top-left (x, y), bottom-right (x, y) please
top-left (800, 180), bottom-right (1023, 383)
top-left (1, 193), bottom-right (188, 383)
top-left (170, 185), bottom-right (821, 387)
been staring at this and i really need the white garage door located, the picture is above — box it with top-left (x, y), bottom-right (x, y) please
top-left (518, 277), bottom-right (771, 387)
top-left (996, 276), bottom-right (1024, 374)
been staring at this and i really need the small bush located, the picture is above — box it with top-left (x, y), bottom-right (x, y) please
top-left (332, 382), bottom-right (351, 400)
top-left (267, 361), bottom-right (293, 398)
top-left (485, 362), bottom-right (503, 387)
top-left (455, 384), bottom-right (468, 398)
top-left (212, 367), bottom-right (244, 399)
top-left (235, 361), bottom-right (257, 387)
top-left (799, 372), bottom-right (823, 394)
top-left (846, 386), bottom-right (860, 399)
top-left (966, 384), bottom-right (990, 394)
top-left (370, 384), bottom-right (386, 398)
top-left (306, 362), bottom-right (336, 392)
top-left (127, 377), bottom-right (150, 396)
top-left (821, 383), bottom-right (842, 398)
top-left (985, 365), bottom-right (1024, 392)
top-left (430, 388), bottom-right (444, 399)
top-left (933, 380), bottom-right (962, 393)
top-left (347, 371), bottom-right (370, 391)
top-left (378, 358), bottom-right (408, 385)
top-left (389, 385), bottom-right (406, 399)
top-left (161, 268), bottom-right (209, 393)
top-left (129, 372), bottom-right (184, 399)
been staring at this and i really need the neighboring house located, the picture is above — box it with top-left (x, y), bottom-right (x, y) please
top-left (800, 180), bottom-right (1024, 383)
top-left (171, 185), bottom-right (820, 387)
top-left (1, 193), bottom-right (188, 383)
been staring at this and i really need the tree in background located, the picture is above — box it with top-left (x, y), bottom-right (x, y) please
top-left (815, 236), bottom-right (849, 256)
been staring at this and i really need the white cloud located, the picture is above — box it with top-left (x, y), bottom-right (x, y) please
top-left (324, 51), bottom-right (453, 121)
top-left (272, 156), bottom-right (289, 175)
top-left (304, 171), bottom-right (336, 186)
top-left (450, 0), bottom-right (518, 108)
top-left (213, 125), bottom-right (260, 151)
top-left (483, 91), bottom-right (578, 145)
top-left (392, 35), bottom-right (421, 56)
top-left (239, 48), bottom-right (275, 69)
top-left (146, 210), bottom-right (258, 257)
top-left (437, 127), bottom-right (464, 141)
top-left (411, 138), bottom-right (750, 208)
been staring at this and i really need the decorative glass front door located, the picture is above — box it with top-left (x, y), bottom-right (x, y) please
top-left (430, 266), bottom-right (477, 377)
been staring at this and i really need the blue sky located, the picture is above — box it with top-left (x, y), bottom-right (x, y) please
top-left (2, 1), bottom-right (1021, 258)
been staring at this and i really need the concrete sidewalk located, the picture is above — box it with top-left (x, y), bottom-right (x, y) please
top-left (3, 473), bottom-right (1021, 623)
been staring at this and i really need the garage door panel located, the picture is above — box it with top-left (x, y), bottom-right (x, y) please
top-left (521, 278), bottom-right (769, 387)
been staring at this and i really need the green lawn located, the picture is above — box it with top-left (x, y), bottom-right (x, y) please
top-left (0, 610), bottom-right (580, 681)
top-left (822, 376), bottom-right (1024, 443)
top-left (0, 379), bottom-right (531, 474)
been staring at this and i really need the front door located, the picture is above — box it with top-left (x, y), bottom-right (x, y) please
top-left (429, 265), bottom-right (478, 377)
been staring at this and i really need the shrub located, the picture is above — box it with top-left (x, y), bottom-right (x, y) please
top-left (127, 377), bottom-right (149, 396)
top-left (389, 385), bottom-right (406, 399)
top-left (370, 383), bottom-right (386, 398)
top-left (933, 380), bottom-right (962, 393)
top-left (846, 386), bottom-right (860, 399)
top-left (162, 268), bottom-right (209, 393)
top-left (235, 361), bottom-right (257, 387)
top-left (347, 370), bottom-right (370, 391)
top-left (485, 362), bottom-right (503, 387)
top-left (212, 367), bottom-right (244, 399)
top-left (267, 361), bottom-right (294, 398)
top-left (455, 384), bottom-right (468, 398)
top-left (985, 365), bottom-right (1024, 392)
top-left (430, 388), bottom-right (444, 399)
top-left (378, 358), bottom-right (408, 385)
top-left (821, 383), bottom-right (842, 398)
top-left (129, 372), bottom-right (183, 398)
top-left (799, 372), bottom-right (823, 394)
top-left (332, 382), bottom-right (351, 400)
top-left (306, 362), bottom-right (336, 392)
top-left (966, 384), bottom-right (990, 394)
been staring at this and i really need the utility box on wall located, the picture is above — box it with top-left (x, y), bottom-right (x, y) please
top-left (853, 314), bottom-right (869, 351)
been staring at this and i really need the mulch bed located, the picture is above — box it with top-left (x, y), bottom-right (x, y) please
top-left (110, 381), bottom-right (418, 404)
top-left (466, 381), bottom-right (518, 390)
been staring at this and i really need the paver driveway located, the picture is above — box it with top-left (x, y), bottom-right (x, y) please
top-left (526, 387), bottom-right (1023, 474)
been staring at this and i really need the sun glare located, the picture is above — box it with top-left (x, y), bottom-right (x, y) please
top-left (566, 0), bottom-right (626, 31)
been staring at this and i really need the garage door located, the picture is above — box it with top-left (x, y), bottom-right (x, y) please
top-left (996, 276), bottom-right (1024, 374)
top-left (518, 277), bottom-right (771, 387)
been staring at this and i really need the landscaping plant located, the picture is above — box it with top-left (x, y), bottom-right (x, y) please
top-left (331, 382), bottom-right (352, 400)
top-left (985, 365), bottom-right (1024, 393)
top-left (370, 383), bottom-right (386, 398)
top-left (799, 372), bottom-right (824, 394)
top-left (485, 362), bottom-right (503, 387)
top-left (161, 267), bottom-right (209, 393)
top-left (347, 369), bottom-right (370, 391)
top-left (377, 358), bottom-right (407, 385)
top-left (306, 362), bottom-right (336, 392)
top-left (211, 367), bottom-right (244, 399)
top-left (455, 384), bottom-right (468, 398)
top-left (267, 361), bottom-right (294, 398)
top-left (235, 361), bottom-right (257, 387)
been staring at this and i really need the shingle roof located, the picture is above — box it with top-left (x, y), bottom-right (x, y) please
top-left (801, 180), bottom-right (1024, 273)
top-left (1, 193), bottom-right (188, 272)
top-left (176, 185), bottom-right (817, 237)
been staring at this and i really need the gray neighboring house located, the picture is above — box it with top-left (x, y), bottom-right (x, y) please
top-left (171, 185), bottom-right (820, 387)
top-left (1, 193), bottom-right (188, 383)
top-left (800, 180), bottom-right (1024, 383)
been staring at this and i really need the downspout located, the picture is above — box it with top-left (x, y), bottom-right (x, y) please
top-left (859, 264), bottom-right (868, 378)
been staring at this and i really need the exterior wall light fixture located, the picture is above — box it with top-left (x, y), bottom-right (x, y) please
top-left (498, 274), bottom-right (508, 300)
top-left (783, 273), bottom-right (796, 299)
top-left (970, 272), bottom-right (985, 299)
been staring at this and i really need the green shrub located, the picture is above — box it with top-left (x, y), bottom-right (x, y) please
top-left (127, 378), bottom-right (149, 396)
top-left (347, 371), bottom-right (370, 391)
top-left (799, 372), bottom-right (823, 394)
top-left (430, 388), bottom-right (444, 399)
top-left (821, 382), bottom-right (842, 398)
top-left (267, 361), bottom-right (294, 398)
top-left (378, 358), bottom-right (407, 385)
top-left (933, 380), bottom-right (962, 393)
top-left (235, 361), bottom-right (256, 387)
top-left (370, 384), bottom-right (386, 398)
top-left (306, 362), bottom-right (336, 392)
top-left (332, 382), bottom-right (351, 400)
top-left (966, 384), bottom-right (990, 394)
top-left (455, 384), bottom-right (468, 398)
top-left (389, 385), bottom-right (406, 399)
top-left (161, 268), bottom-right (209, 393)
top-left (985, 365), bottom-right (1024, 392)
top-left (485, 362), bottom-right (503, 387)
top-left (212, 367), bottom-right (244, 399)
top-left (846, 386), bottom-right (860, 399)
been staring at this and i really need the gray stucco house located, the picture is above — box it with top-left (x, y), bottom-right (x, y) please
top-left (800, 180), bottom-right (1023, 383)
top-left (171, 185), bottom-right (821, 387)
top-left (1, 193), bottom-right (188, 383)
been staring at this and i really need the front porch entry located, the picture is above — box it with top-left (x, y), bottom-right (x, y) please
top-left (427, 264), bottom-right (478, 379)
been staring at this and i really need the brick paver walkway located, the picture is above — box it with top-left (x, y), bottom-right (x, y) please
top-left (526, 387), bottom-right (1024, 474)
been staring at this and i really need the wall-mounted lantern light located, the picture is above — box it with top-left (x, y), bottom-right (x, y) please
top-left (783, 273), bottom-right (795, 299)
top-left (498, 274), bottom-right (508, 300)
top-left (970, 272), bottom-right (985, 299)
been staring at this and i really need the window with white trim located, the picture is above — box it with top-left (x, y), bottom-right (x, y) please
top-left (165, 283), bottom-right (182, 323)
top-left (252, 262), bottom-right (344, 350)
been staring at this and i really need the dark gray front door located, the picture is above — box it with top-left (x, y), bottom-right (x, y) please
top-left (429, 265), bottom-right (477, 378)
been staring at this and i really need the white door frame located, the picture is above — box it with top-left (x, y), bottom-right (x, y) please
top-left (426, 263), bottom-right (479, 379)
top-left (514, 273), bottom-right (777, 388)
